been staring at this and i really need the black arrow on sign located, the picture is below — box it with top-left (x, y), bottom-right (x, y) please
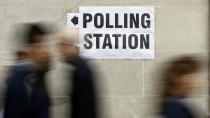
top-left (71, 16), bottom-right (78, 26)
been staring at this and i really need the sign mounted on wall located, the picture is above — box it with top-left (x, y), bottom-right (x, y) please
top-left (67, 6), bottom-right (155, 59)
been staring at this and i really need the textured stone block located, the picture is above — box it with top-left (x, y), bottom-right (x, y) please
top-left (89, 60), bottom-right (143, 96)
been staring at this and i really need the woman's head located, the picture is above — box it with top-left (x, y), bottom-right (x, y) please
top-left (161, 55), bottom-right (201, 99)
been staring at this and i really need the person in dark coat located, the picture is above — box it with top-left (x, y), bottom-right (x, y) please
top-left (56, 27), bottom-right (97, 118)
top-left (4, 23), bottom-right (51, 118)
top-left (159, 55), bottom-right (202, 118)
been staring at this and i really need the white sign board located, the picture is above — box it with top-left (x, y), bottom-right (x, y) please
top-left (67, 6), bottom-right (155, 59)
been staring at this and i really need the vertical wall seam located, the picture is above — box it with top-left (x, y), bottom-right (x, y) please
top-left (142, 60), bottom-right (145, 97)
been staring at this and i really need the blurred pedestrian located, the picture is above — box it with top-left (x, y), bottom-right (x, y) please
top-left (4, 23), bottom-right (52, 118)
top-left (56, 27), bottom-right (97, 118)
top-left (160, 55), bottom-right (201, 118)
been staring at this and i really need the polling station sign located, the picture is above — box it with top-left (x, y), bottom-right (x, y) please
top-left (67, 6), bottom-right (155, 59)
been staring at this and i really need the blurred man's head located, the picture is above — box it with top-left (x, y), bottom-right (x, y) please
top-left (56, 27), bottom-right (79, 62)
top-left (161, 55), bottom-right (201, 99)
top-left (24, 23), bottom-right (52, 71)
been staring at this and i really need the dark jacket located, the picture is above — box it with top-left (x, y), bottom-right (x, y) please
top-left (69, 58), bottom-right (97, 118)
top-left (161, 97), bottom-right (196, 118)
top-left (4, 60), bottom-right (50, 118)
